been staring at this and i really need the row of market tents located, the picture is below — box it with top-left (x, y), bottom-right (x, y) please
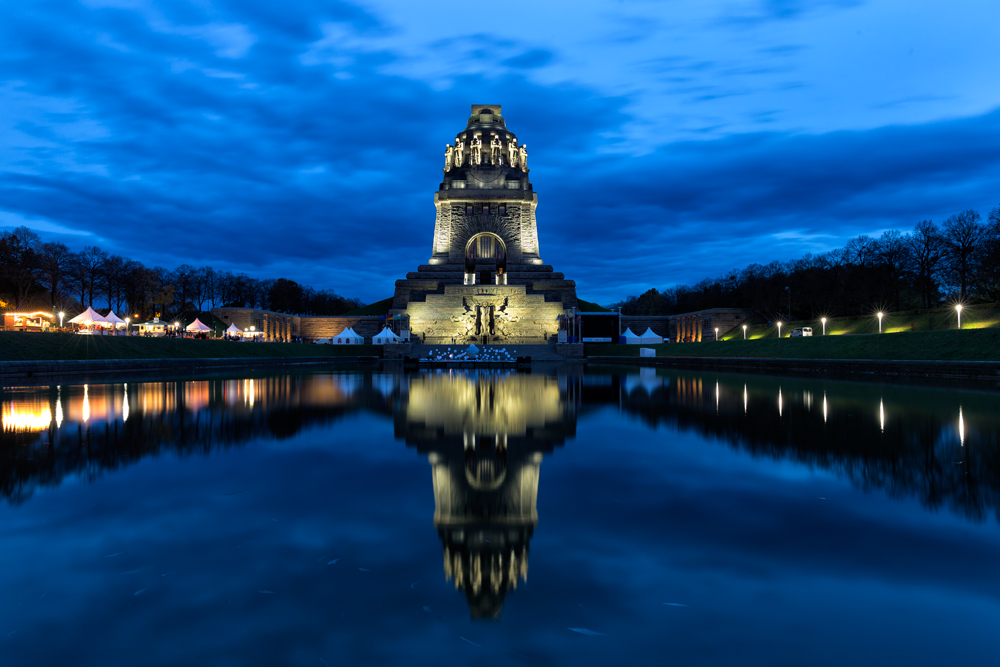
top-left (621, 328), bottom-right (665, 344)
top-left (315, 326), bottom-right (402, 344)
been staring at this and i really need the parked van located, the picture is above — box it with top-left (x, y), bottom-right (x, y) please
top-left (790, 327), bottom-right (813, 337)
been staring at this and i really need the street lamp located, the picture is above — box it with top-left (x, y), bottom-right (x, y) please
top-left (877, 312), bottom-right (883, 333)
top-left (776, 321), bottom-right (783, 338)
top-left (742, 324), bottom-right (747, 340)
top-left (59, 311), bottom-right (64, 328)
top-left (821, 317), bottom-right (827, 335)
top-left (956, 304), bottom-right (963, 329)
top-left (715, 327), bottom-right (719, 341)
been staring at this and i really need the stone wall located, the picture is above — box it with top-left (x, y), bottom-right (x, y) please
top-left (212, 308), bottom-right (388, 343)
top-left (297, 316), bottom-right (387, 342)
top-left (622, 308), bottom-right (751, 342)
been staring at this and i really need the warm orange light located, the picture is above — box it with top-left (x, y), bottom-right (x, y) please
top-left (2, 404), bottom-right (52, 432)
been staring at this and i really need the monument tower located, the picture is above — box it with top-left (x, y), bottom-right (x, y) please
top-left (392, 105), bottom-right (578, 344)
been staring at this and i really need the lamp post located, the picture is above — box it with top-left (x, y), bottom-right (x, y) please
top-left (715, 327), bottom-right (719, 341)
top-left (125, 317), bottom-right (130, 337)
top-left (877, 312), bottom-right (883, 333)
top-left (59, 311), bottom-right (64, 328)
top-left (956, 304), bottom-right (963, 329)
top-left (742, 324), bottom-right (747, 340)
top-left (776, 321), bottom-right (783, 338)
top-left (821, 317), bottom-right (826, 335)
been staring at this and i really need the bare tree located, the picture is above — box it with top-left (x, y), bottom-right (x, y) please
top-left (905, 221), bottom-right (945, 308)
top-left (0, 227), bottom-right (42, 309)
top-left (875, 229), bottom-right (911, 310)
top-left (37, 241), bottom-right (72, 310)
top-left (846, 235), bottom-right (876, 267)
top-left (942, 210), bottom-right (985, 301)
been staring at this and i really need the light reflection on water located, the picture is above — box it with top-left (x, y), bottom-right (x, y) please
top-left (1, 368), bottom-right (999, 665)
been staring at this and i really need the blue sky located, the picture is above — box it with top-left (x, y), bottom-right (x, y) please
top-left (2, 0), bottom-right (999, 304)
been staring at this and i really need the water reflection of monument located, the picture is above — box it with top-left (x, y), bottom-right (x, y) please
top-left (397, 372), bottom-right (578, 619)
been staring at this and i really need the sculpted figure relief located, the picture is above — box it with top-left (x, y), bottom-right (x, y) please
top-left (490, 135), bottom-right (503, 165)
top-left (454, 139), bottom-right (465, 168)
top-left (508, 138), bottom-right (518, 167)
top-left (471, 136), bottom-right (482, 166)
top-left (519, 144), bottom-right (528, 171)
top-left (444, 144), bottom-right (454, 171)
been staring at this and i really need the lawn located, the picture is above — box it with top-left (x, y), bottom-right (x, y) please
top-left (586, 327), bottom-right (1000, 362)
top-left (0, 332), bottom-right (382, 361)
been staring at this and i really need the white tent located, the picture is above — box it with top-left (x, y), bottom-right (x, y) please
top-left (373, 327), bottom-right (401, 344)
top-left (225, 323), bottom-right (243, 335)
top-left (621, 327), bottom-right (642, 344)
top-left (640, 327), bottom-right (664, 344)
top-left (186, 318), bottom-right (212, 332)
top-left (104, 310), bottom-right (126, 326)
top-left (332, 327), bottom-right (364, 344)
top-left (68, 307), bottom-right (108, 326)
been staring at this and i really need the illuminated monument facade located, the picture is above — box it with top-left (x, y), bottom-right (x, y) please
top-left (392, 105), bottom-right (579, 344)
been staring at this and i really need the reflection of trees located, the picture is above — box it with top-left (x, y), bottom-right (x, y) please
top-left (613, 372), bottom-right (1000, 523)
top-left (0, 375), bottom-right (392, 504)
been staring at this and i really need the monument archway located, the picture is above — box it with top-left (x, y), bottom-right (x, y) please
top-left (465, 232), bottom-right (507, 282)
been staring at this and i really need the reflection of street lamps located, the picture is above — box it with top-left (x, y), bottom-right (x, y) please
top-left (821, 317), bottom-right (827, 335)
top-left (59, 311), bottom-right (64, 328)
top-left (956, 304), bottom-right (963, 329)
top-left (776, 321), bottom-right (783, 338)
top-left (877, 311), bottom-right (883, 333)
top-left (742, 324), bottom-right (747, 340)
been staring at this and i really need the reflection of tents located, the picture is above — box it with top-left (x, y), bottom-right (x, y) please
top-left (69, 307), bottom-right (108, 326)
top-left (373, 327), bottom-right (401, 344)
top-left (332, 327), bottom-right (364, 344)
top-left (186, 318), bottom-right (212, 333)
top-left (640, 327), bottom-right (664, 344)
top-left (621, 327), bottom-right (641, 344)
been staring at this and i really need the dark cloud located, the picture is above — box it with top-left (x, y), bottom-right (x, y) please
top-left (0, 0), bottom-right (996, 305)
top-left (501, 49), bottom-right (553, 69)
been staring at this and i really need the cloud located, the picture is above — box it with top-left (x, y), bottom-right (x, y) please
top-left (0, 0), bottom-right (998, 305)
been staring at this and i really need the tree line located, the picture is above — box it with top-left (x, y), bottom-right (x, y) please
top-left (610, 206), bottom-right (1000, 319)
top-left (0, 227), bottom-right (364, 319)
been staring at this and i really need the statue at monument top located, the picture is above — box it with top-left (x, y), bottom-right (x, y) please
top-left (454, 138), bottom-right (465, 168)
top-left (490, 135), bottom-right (503, 165)
top-left (508, 137), bottom-right (518, 168)
top-left (470, 136), bottom-right (482, 166)
top-left (444, 144), bottom-right (453, 172)
top-left (519, 144), bottom-right (528, 171)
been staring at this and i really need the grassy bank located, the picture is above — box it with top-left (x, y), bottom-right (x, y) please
top-left (587, 327), bottom-right (1000, 361)
top-left (0, 332), bottom-right (382, 361)
top-left (727, 302), bottom-right (1000, 340)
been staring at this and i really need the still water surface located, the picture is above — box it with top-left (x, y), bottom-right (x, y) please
top-left (1, 368), bottom-right (999, 665)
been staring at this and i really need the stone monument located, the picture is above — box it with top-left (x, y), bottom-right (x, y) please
top-left (392, 105), bottom-right (578, 344)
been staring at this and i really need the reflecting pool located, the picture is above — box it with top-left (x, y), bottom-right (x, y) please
top-left (2, 368), bottom-right (999, 665)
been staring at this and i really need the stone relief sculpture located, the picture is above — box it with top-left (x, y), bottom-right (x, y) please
top-left (454, 139), bottom-right (465, 168)
top-left (471, 136), bottom-right (482, 166)
top-left (508, 138), bottom-right (518, 168)
top-left (518, 144), bottom-right (528, 171)
top-left (490, 135), bottom-right (503, 165)
top-left (444, 144), bottom-right (454, 171)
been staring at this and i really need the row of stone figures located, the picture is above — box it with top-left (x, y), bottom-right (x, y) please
top-left (445, 135), bottom-right (528, 171)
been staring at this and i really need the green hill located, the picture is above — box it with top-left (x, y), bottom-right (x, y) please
top-left (341, 297), bottom-right (394, 316)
